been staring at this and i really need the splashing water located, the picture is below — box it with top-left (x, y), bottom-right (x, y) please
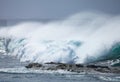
top-left (0, 12), bottom-right (120, 64)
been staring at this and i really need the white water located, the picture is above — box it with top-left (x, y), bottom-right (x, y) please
top-left (0, 67), bottom-right (74, 74)
top-left (0, 12), bottom-right (120, 64)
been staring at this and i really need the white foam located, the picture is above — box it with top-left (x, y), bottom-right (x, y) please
top-left (0, 11), bottom-right (120, 64)
top-left (0, 67), bottom-right (74, 74)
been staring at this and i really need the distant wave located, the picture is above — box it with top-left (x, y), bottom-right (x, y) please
top-left (0, 11), bottom-right (120, 64)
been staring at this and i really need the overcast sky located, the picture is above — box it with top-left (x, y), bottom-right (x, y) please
top-left (0, 0), bottom-right (120, 19)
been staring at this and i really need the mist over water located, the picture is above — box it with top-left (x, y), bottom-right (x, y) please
top-left (0, 12), bottom-right (120, 64)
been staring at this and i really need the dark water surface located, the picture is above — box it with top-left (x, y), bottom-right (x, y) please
top-left (0, 54), bottom-right (120, 82)
top-left (0, 72), bottom-right (108, 82)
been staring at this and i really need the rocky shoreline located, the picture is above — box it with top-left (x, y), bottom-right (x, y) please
top-left (25, 62), bottom-right (120, 73)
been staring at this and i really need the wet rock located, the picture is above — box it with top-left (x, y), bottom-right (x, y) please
top-left (25, 63), bottom-right (42, 68)
top-left (75, 64), bottom-right (84, 67)
top-left (86, 65), bottom-right (109, 69)
top-left (45, 62), bottom-right (57, 64)
top-left (25, 62), bottom-right (120, 73)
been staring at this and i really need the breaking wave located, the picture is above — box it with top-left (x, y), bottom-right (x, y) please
top-left (0, 12), bottom-right (120, 64)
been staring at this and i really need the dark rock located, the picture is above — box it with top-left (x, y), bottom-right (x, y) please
top-left (86, 65), bottom-right (98, 68)
top-left (45, 62), bottom-right (57, 64)
top-left (25, 62), bottom-right (120, 74)
top-left (25, 63), bottom-right (42, 68)
top-left (86, 65), bottom-right (109, 69)
top-left (56, 64), bottom-right (68, 69)
top-left (75, 64), bottom-right (84, 67)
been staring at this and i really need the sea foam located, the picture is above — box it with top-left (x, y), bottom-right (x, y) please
top-left (0, 12), bottom-right (120, 64)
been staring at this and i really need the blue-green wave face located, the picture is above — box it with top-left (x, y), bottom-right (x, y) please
top-left (92, 42), bottom-right (120, 66)
top-left (106, 42), bottom-right (120, 60)
top-left (107, 42), bottom-right (120, 66)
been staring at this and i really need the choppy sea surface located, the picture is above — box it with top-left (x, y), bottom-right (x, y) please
top-left (0, 55), bottom-right (120, 82)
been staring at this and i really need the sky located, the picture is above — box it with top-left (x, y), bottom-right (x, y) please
top-left (0, 0), bottom-right (120, 19)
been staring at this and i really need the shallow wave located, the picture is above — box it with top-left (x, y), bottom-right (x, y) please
top-left (98, 75), bottom-right (120, 82)
top-left (0, 67), bottom-right (75, 74)
top-left (0, 67), bottom-right (120, 82)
